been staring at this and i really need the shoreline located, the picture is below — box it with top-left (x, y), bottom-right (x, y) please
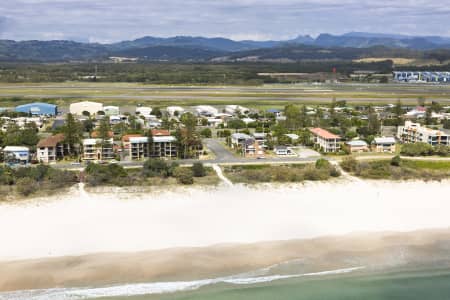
top-left (1, 228), bottom-right (450, 293)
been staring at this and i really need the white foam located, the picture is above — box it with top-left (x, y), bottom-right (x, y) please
top-left (0, 266), bottom-right (364, 300)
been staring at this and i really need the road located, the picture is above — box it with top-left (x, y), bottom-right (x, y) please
top-left (54, 139), bottom-right (324, 171)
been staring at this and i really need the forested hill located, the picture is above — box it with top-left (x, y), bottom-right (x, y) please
top-left (0, 32), bottom-right (450, 62)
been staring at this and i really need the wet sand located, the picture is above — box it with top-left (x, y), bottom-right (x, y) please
top-left (1, 228), bottom-right (450, 292)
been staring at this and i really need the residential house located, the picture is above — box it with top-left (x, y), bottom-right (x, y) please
top-left (372, 137), bottom-right (397, 153)
top-left (345, 140), bottom-right (369, 153)
top-left (309, 128), bottom-right (341, 153)
top-left (230, 133), bottom-right (263, 157)
top-left (195, 105), bottom-right (218, 117)
top-left (397, 121), bottom-right (450, 146)
top-left (225, 105), bottom-right (249, 116)
top-left (252, 132), bottom-right (267, 149)
top-left (3, 146), bottom-right (30, 166)
top-left (36, 134), bottom-right (69, 163)
top-left (267, 109), bottom-right (282, 117)
top-left (284, 133), bottom-right (299, 144)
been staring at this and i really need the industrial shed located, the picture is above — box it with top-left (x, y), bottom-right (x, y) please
top-left (15, 102), bottom-right (58, 116)
top-left (69, 101), bottom-right (103, 116)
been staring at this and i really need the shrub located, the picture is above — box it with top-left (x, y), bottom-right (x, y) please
top-left (329, 167), bottom-right (341, 177)
top-left (16, 177), bottom-right (38, 196)
top-left (391, 155), bottom-right (402, 166)
top-left (173, 167), bottom-right (194, 185)
top-left (315, 158), bottom-right (331, 169)
top-left (143, 159), bottom-right (170, 177)
top-left (200, 128), bottom-right (212, 138)
top-left (192, 162), bottom-right (206, 177)
top-left (340, 157), bottom-right (358, 172)
top-left (433, 145), bottom-right (450, 157)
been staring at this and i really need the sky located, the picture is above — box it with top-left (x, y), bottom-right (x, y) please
top-left (1, 0), bottom-right (450, 43)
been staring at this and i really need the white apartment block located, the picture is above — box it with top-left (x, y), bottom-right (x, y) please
top-left (309, 128), bottom-right (341, 153)
top-left (129, 136), bottom-right (178, 160)
top-left (397, 121), bottom-right (450, 146)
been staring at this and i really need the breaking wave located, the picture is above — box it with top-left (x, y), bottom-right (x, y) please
top-left (0, 266), bottom-right (364, 300)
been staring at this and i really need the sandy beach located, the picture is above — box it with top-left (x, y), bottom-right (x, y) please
top-left (1, 179), bottom-right (450, 294)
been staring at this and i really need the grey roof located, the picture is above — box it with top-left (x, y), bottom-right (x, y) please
top-left (346, 140), bottom-right (368, 147)
top-left (374, 137), bottom-right (396, 144)
top-left (231, 133), bottom-right (252, 139)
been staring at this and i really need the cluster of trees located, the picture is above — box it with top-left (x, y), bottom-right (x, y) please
top-left (0, 123), bottom-right (39, 150)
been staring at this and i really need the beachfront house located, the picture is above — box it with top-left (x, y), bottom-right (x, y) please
top-left (230, 133), bottom-right (263, 157)
top-left (345, 140), bottom-right (369, 153)
top-left (372, 137), bottom-right (397, 153)
top-left (2, 146), bottom-right (30, 166)
top-left (397, 121), bottom-right (450, 146)
top-left (309, 128), bottom-right (341, 153)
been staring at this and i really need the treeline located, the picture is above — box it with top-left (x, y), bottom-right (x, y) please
top-left (0, 61), bottom-right (393, 84)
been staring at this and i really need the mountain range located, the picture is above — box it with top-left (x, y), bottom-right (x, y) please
top-left (0, 32), bottom-right (450, 62)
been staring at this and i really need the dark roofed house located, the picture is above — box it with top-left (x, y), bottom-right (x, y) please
top-left (37, 134), bottom-right (69, 163)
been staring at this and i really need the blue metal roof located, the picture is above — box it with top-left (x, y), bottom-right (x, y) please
top-left (15, 102), bottom-right (58, 115)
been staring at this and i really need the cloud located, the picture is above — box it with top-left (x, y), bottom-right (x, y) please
top-left (0, 0), bottom-right (449, 42)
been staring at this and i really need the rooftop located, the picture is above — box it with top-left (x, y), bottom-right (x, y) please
top-left (309, 128), bottom-right (341, 140)
top-left (37, 133), bottom-right (65, 148)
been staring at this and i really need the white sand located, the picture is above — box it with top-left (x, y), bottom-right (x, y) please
top-left (0, 180), bottom-right (450, 260)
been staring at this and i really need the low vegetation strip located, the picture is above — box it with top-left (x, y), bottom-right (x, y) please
top-left (0, 165), bottom-right (78, 199)
top-left (84, 160), bottom-right (219, 187)
top-left (222, 159), bottom-right (340, 184)
top-left (341, 156), bottom-right (450, 181)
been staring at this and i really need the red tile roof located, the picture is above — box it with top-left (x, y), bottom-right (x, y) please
top-left (37, 134), bottom-right (65, 148)
top-left (309, 128), bottom-right (341, 139)
top-left (91, 130), bottom-right (114, 138)
top-left (151, 129), bottom-right (170, 136)
top-left (121, 134), bottom-right (143, 142)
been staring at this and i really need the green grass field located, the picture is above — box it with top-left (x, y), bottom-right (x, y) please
top-left (1, 82), bottom-right (450, 108)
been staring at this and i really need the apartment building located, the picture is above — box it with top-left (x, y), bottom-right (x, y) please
top-left (82, 138), bottom-right (114, 161)
top-left (397, 121), bottom-right (450, 146)
top-left (128, 132), bottom-right (178, 160)
top-left (37, 133), bottom-right (69, 163)
top-left (309, 128), bottom-right (341, 153)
